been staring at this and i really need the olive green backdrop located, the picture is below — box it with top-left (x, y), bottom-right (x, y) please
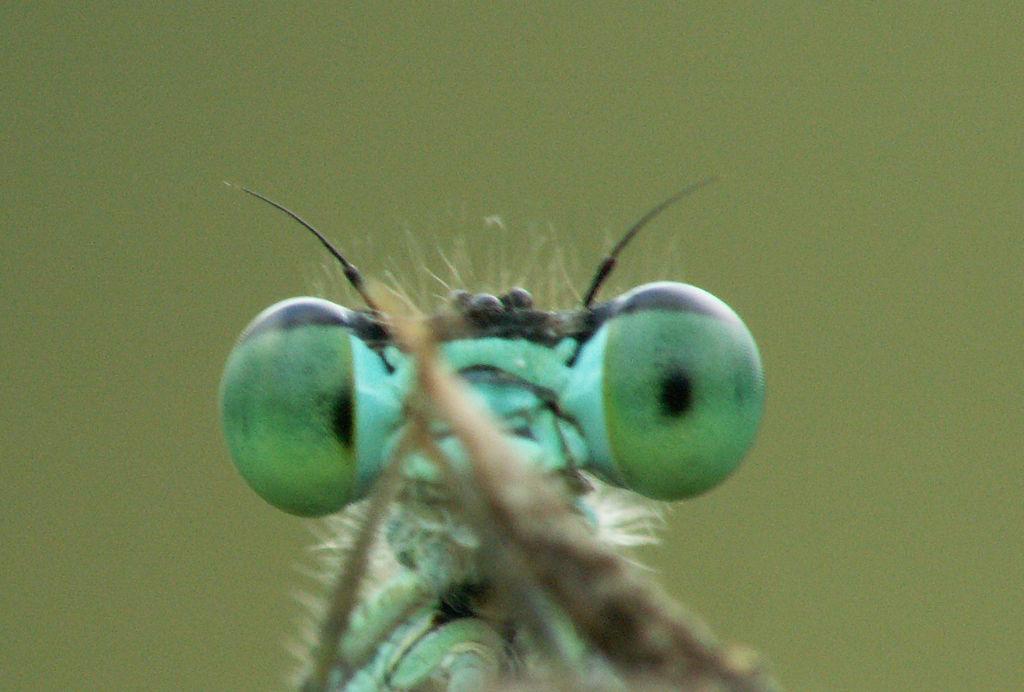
top-left (3, 4), bottom-right (1019, 690)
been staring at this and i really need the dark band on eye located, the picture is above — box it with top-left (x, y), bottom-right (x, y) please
top-left (616, 282), bottom-right (739, 323)
top-left (243, 299), bottom-right (353, 341)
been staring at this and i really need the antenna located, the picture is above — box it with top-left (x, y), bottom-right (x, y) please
top-left (226, 182), bottom-right (380, 314)
top-left (581, 177), bottom-right (717, 308)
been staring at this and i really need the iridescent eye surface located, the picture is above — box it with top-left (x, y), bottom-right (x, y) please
top-left (567, 282), bottom-right (764, 500)
top-left (219, 298), bottom-right (395, 516)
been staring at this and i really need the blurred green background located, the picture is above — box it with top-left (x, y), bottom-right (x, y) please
top-left (3, 4), bottom-right (1020, 690)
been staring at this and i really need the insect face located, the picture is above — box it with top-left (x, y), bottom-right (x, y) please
top-left (220, 281), bottom-right (763, 514)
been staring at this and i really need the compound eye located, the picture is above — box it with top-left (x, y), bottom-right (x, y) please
top-left (219, 298), bottom-right (391, 516)
top-left (568, 282), bottom-right (764, 500)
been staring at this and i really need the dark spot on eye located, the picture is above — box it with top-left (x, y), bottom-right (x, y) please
top-left (331, 387), bottom-right (354, 447)
top-left (660, 369), bottom-right (693, 417)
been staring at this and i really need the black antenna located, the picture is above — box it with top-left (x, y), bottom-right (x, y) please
top-left (226, 182), bottom-right (380, 314)
top-left (581, 177), bottom-right (718, 308)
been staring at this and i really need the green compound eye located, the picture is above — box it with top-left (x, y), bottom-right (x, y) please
top-left (219, 298), bottom-right (397, 516)
top-left (566, 282), bottom-right (764, 500)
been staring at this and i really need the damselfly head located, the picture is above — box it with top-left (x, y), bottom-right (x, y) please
top-left (220, 185), bottom-right (764, 516)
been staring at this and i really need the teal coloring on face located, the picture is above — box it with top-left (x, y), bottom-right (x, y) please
top-left (220, 281), bottom-right (764, 516)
